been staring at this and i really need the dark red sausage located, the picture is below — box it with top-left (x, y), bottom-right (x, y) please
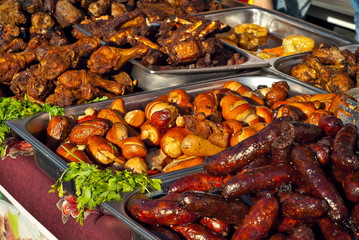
top-left (126, 194), bottom-right (198, 226)
top-left (167, 172), bottom-right (227, 194)
top-left (270, 233), bottom-right (287, 240)
top-left (178, 191), bottom-right (249, 225)
top-left (343, 171), bottom-right (359, 202)
top-left (332, 124), bottom-right (359, 172)
top-left (199, 217), bottom-right (230, 237)
top-left (147, 226), bottom-right (181, 240)
top-left (291, 145), bottom-right (348, 221)
top-left (308, 142), bottom-right (331, 166)
top-left (279, 192), bottom-right (328, 220)
top-left (275, 216), bottom-right (305, 233)
top-left (172, 224), bottom-right (227, 240)
top-left (222, 164), bottom-right (291, 198)
top-left (203, 117), bottom-right (292, 175)
top-left (247, 155), bottom-right (272, 171)
top-left (271, 131), bottom-right (294, 165)
top-left (287, 224), bottom-right (315, 240)
top-left (350, 203), bottom-right (359, 238)
top-left (291, 122), bottom-right (323, 143)
top-left (231, 194), bottom-right (279, 240)
top-left (317, 217), bottom-right (352, 240)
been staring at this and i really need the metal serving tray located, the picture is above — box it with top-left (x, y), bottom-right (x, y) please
top-left (266, 43), bottom-right (359, 92)
top-left (6, 74), bottom-right (323, 238)
top-left (197, 6), bottom-right (352, 52)
top-left (131, 41), bottom-right (269, 91)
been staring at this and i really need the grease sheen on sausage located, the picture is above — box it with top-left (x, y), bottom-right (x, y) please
top-left (178, 191), bottom-right (250, 225)
top-left (291, 145), bottom-right (348, 221)
top-left (232, 194), bottom-right (279, 240)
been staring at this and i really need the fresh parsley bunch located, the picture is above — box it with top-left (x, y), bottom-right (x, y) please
top-left (0, 95), bottom-right (64, 157)
top-left (50, 161), bottom-right (162, 225)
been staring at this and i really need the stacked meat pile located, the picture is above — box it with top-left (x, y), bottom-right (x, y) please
top-left (0, 0), bottom-right (241, 105)
top-left (291, 44), bottom-right (359, 94)
top-left (127, 115), bottom-right (359, 239)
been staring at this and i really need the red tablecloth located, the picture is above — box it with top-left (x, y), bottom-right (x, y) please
top-left (0, 154), bottom-right (135, 240)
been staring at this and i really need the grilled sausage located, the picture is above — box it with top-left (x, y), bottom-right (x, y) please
top-left (223, 164), bottom-right (291, 198)
top-left (126, 194), bottom-right (198, 226)
top-left (279, 192), bottom-right (328, 220)
top-left (178, 191), bottom-right (250, 225)
top-left (172, 224), bottom-right (227, 240)
top-left (287, 224), bottom-right (315, 240)
top-left (203, 117), bottom-right (292, 175)
top-left (199, 217), bottom-right (230, 237)
top-left (332, 124), bottom-right (359, 172)
top-left (231, 194), bottom-right (279, 240)
top-left (291, 145), bottom-right (348, 221)
top-left (167, 172), bottom-right (228, 194)
top-left (317, 217), bottom-right (352, 240)
top-left (343, 170), bottom-right (359, 202)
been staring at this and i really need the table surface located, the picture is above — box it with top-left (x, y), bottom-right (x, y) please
top-left (0, 154), bottom-right (135, 240)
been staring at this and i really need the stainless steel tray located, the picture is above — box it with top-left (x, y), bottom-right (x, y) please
top-left (131, 41), bottom-right (269, 91)
top-left (7, 74), bottom-right (324, 238)
top-left (265, 43), bottom-right (359, 92)
top-left (196, 6), bottom-right (352, 51)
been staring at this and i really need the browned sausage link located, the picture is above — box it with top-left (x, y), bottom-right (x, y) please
top-left (172, 224), bottom-right (227, 240)
top-left (222, 164), bottom-right (291, 198)
top-left (203, 117), bottom-right (292, 175)
top-left (317, 217), bottom-right (352, 240)
top-left (69, 118), bottom-right (110, 145)
top-left (178, 191), bottom-right (250, 225)
top-left (167, 172), bottom-right (227, 194)
top-left (199, 217), bottom-right (230, 237)
top-left (232, 194), bottom-right (279, 240)
top-left (147, 226), bottom-right (181, 240)
top-left (332, 124), bottom-right (359, 172)
top-left (46, 115), bottom-right (73, 150)
top-left (350, 203), bottom-right (359, 238)
top-left (291, 145), bottom-right (348, 221)
top-left (126, 194), bottom-right (198, 226)
top-left (287, 224), bottom-right (315, 240)
top-left (271, 131), bottom-right (295, 165)
top-left (247, 156), bottom-right (272, 171)
top-left (291, 122), bottom-right (323, 143)
top-left (279, 192), bottom-right (328, 220)
top-left (343, 171), bottom-right (359, 202)
top-left (270, 233), bottom-right (287, 240)
top-left (308, 143), bottom-right (331, 166)
top-left (275, 216), bottom-right (305, 233)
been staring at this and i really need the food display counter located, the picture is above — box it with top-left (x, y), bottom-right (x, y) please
top-left (1, 0), bottom-right (359, 239)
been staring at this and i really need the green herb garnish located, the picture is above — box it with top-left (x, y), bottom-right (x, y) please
top-left (84, 96), bottom-right (108, 103)
top-left (49, 161), bottom-right (162, 225)
top-left (0, 95), bottom-right (64, 157)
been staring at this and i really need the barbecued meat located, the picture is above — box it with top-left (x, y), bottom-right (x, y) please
top-left (77, 8), bottom-right (143, 41)
top-left (10, 66), bottom-right (36, 97)
top-left (55, 0), bottom-right (83, 28)
top-left (291, 44), bottom-right (359, 93)
top-left (45, 70), bottom-right (125, 107)
top-left (0, 51), bottom-right (36, 84)
top-left (87, 44), bottom-right (149, 74)
top-left (0, 0), bottom-right (27, 46)
top-left (137, 2), bottom-right (183, 22)
top-left (36, 36), bottom-right (101, 80)
top-left (88, 0), bottom-right (111, 17)
top-left (18, 0), bottom-right (43, 14)
top-left (0, 38), bottom-right (27, 56)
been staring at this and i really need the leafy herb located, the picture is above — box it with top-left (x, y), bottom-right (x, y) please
top-left (49, 161), bottom-right (162, 225)
top-left (84, 96), bottom-right (108, 103)
top-left (0, 95), bottom-right (64, 157)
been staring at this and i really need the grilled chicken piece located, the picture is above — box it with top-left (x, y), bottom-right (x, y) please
top-left (312, 45), bottom-right (346, 65)
top-left (0, 51), bottom-right (36, 84)
top-left (18, 0), bottom-right (42, 14)
top-left (45, 70), bottom-right (124, 107)
top-left (36, 36), bottom-right (101, 80)
top-left (330, 72), bottom-right (354, 93)
top-left (87, 44), bottom-right (148, 74)
top-left (88, 0), bottom-right (111, 17)
top-left (0, 38), bottom-right (27, 56)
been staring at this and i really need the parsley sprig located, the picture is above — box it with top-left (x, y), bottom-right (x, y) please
top-left (0, 95), bottom-right (64, 157)
top-left (50, 161), bottom-right (162, 225)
